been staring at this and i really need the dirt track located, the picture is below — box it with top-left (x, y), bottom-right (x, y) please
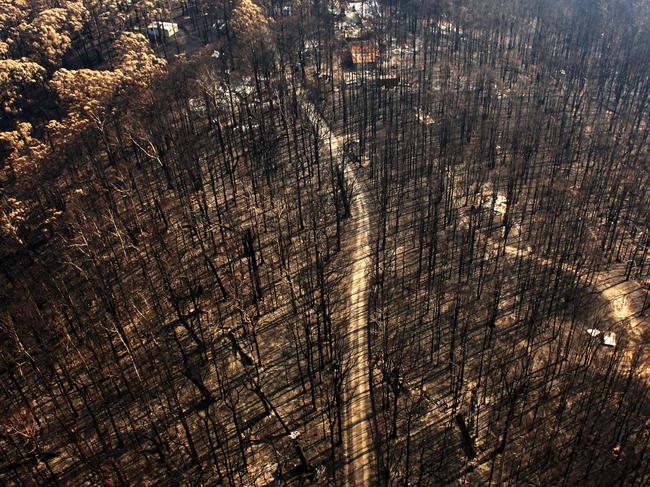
top-left (296, 90), bottom-right (374, 485)
top-left (344, 163), bottom-right (373, 486)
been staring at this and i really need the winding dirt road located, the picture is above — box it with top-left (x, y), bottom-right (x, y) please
top-left (297, 91), bottom-right (374, 485)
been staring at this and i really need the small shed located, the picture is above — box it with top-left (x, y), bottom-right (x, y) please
top-left (282, 5), bottom-right (292, 17)
top-left (350, 41), bottom-right (379, 66)
top-left (147, 21), bottom-right (179, 40)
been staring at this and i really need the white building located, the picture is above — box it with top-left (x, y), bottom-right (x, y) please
top-left (147, 21), bottom-right (179, 40)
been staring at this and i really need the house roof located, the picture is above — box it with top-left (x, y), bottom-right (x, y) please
top-left (350, 41), bottom-right (379, 64)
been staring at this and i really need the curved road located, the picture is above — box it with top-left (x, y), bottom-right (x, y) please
top-left (452, 181), bottom-right (648, 377)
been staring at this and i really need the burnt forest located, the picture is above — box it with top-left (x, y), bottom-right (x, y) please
top-left (1, 0), bottom-right (650, 485)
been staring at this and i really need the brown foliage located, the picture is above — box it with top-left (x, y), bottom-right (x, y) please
top-left (112, 31), bottom-right (167, 85)
top-left (0, 122), bottom-right (49, 181)
top-left (230, 0), bottom-right (272, 41)
top-left (0, 58), bottom-right (45, 115)
top-left (17, 2), bottom-right (87, 66)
